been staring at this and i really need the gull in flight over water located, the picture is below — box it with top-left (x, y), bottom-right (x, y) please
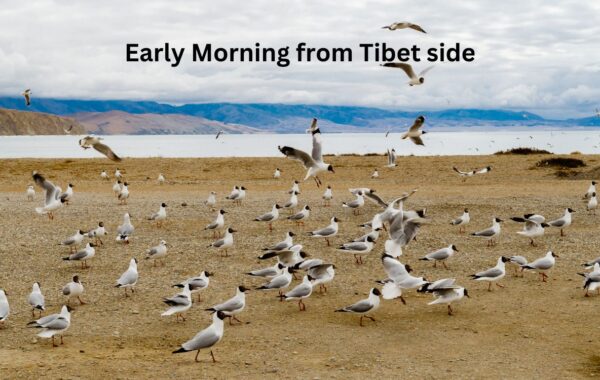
top-left (79, 136), bottom-right (122, 161)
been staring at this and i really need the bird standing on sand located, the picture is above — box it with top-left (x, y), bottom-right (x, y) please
top-left (115, 258), bottom-right (138, 296)
top-left (62, 275), bottom-right (85, 305)
top-left (308, 217), bottom-right (339, 246)
top-left (28, 282), bottom-right (45, 317)
top-left (588, 193), bottom-right (597, 213)
top-left (161, 284), bottom-right (192, 322)
top-left (206, 286), bottom-right (250, 325)
top-left (450, 209), bottom-right (470, 233)
top-left (79, 136), bottom-right (122, 161)
top-left (206, 191), bottom-right (217, 209)
top-left (371, 169), bottom-right (379, 179)
top-left (420, 245), bottom-right (459, 269)
top-left (470, 257), bottom-right (509, 291)
top-left (145, 240), bottom-right (168, 266)
top-left (26, 185), bottom-right (35, 201)
top-left (118, 182), bottom-right (129, 205)
top-left (147, 203), bottom-right (167, 227)
top-left (0, 290), bottom-right (9, 326)
top-left (158, 173), bottom-right (165, 185)
top-left (471, 218), bottom-right (503, 246)
top-left (29, 305), bottom-right (72, 347)
top-left (254, 204), bottom-right (281, 231)
top-left (323, 185), bottom-right (333, 206)
top-left (205, 209), bottom-right (226, 238)
top-left (521, 251), bottom-right (558, 282)
top-left (208, 227), bottom-right (236, 256)
top-left (274, 168), bottom-right (281, 179)
top-left (172, 311), bottom-right (226, 362)
top-left (422, 279), bottom-right (469, 316)
top-left (547, 208), bottom-right (574, 236)
top-left (335, 288), bottom-right (381, 326)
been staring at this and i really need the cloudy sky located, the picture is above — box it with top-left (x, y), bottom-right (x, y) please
top-left (1, 0), bottom-right (599, 118)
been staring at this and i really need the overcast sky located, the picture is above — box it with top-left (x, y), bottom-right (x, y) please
top-left (1, 0), bottom-right (599, 118)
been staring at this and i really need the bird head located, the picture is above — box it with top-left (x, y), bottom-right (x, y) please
top-left (327, 164), bottom-right (335, 173)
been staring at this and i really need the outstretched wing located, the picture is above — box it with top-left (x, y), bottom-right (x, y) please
top-left (418, 66), bottom-right (434, 77)
top-left (279, 146), bottom-right (315, 169)
top-left (409, 23), bottom-right (427, 33)
top-left (311, 127), bottom-right (323, 163)
top-left (408, 116), bottom-right (424, 133)
top-left (364, 191), bottom-right (388, 208)
top-left (410, 136), bottom-right (424, 146)
top-left (33, 173), bottom-right (59, 205)
top-left (93, 142), bottom-right (122, 162)
top-left (382, 62), bottom-right (417, 80)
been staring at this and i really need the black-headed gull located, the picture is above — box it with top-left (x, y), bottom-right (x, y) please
top-left (470, 256), bottom-right (509, 291)
top-left (172, 311), bottom-right (226, 362)
top-left (335, 288), bottom-right (381, 326)
top-left (206, 286), bottom-right (250, 325)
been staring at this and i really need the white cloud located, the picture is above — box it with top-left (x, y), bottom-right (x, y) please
top-left (0, 0), bottom-right (599, 118)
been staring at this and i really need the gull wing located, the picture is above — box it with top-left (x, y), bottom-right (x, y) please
top-left (93, 142), bottom-right (122, 162)
top-left (418, 66), bottom-right (435, 77)
top-left (33, 173), bottom-right (59, 205)
top-left (364, 191), bottom-right (388, 208)
top-left (183, 328), bottom-right (220, 351)
top-left (311, 128), bottom-right (323, 163)
top-left (213, 296), bottom-right (243, 312)
top-left (279, 146), bottom-right (315, 169)
top-left (382, 62), bottom-right (417, 80)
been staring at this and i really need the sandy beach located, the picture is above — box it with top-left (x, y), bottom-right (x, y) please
top-left (0, 154), bottom-right (599, 379)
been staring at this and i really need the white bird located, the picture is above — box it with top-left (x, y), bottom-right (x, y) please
top-left (0, 290), bottom-right (9, 325)
top-left (206, 191), bottom-right (217, 209)
top-left (509, 255), bottom-right (528, 277)
top-left (470, 256), bottom-right (509, 291)
top-left (353, 227), bottom-right (383, 243)
top-left (258, 245), bottom-right (308, 268)
top-left (59, 183), bottom-right (74, 204)
top-left (584, 181), bottom-right (597, 199)
top-left (114, 168), bottom-right (122, 179)
top-left (246, 263), bottom-right (285, 279)
top-left (172, 310), bottom-right (226, 362)
top-left (511, 216), bottom-right (549, 246)
top-left (371, 169), bottom-right (379, 179)
top-left (335, 288), bottom-right (381, 326)
top-left (79, 135), bottom-right (122, 161)
top-left (289, 180), bottom-right (301, 194)
top-left (588, 193), bottom-right (597, 213)
top-left (423, 278), bottom-right (469, 316)
top-left (579, 263), bottom-right (600, 297)
top-left (450, 209), bottom-right (470, 233)
top-left (22, 88), bottom-right (31, 106)
top-left (322, 185), bottom-right (333, 206)
top-left (339, 236), bottom-right (375, 264)
top-left (263, 231), bottom-right (295, 252)
top-left (62, 275), bottom-right (85, 305)
top-left (225, 186), bottom-right (238, 202)
top-left (306, 263), bottom-right (336, 294)
top-left (204, 209), bottom-right (226, 238)
top-left (282, 275), bottom-right (314, 311)
top-left (288, 205), bottom-right (311, 225)
top-left (471, 217), bottom-right (503, 246)
top-left (87, 221), bottom-right (107, 245)
top-left (274, 168), bottom-right (281, 179)
top-left (582, 257), bottom-right (600, 270)
top-left (284, 191), bottom-right (299, 211)
top-left (256, 267), bottom-right (295, 299)
top-left (400, 116), bottom-right (427, 145)
top-left (254, 204), bottom-right (281, 231)
top-left (382, 21), bottom-right (426, 33)
top-left (206, 286), bottom-right (250, 325)
top-left (32, 172), bottom-right (65, 219)
top-left (547, 208), bottom-right (574, 236)
top-left (112, 180), bottom-right (122, 196)
top-left (63, 243), bottom-right (95, 269)
top-left (28, 282), bottom-right (45, 317)
top-left (342, 191), bottom-right (365, 215)
top-left (116, 212), bottom-right (135, 240)
top-left (227, 186), bottom-right (246, 205)
top-left (115, 258), bottom-right (139, 296)
top-left (278, 118), bottom-right (335, 187)
top-left (208, 227), bottom-right (236, 256)
top-left (118, 182), bottom-right (130, 204)
top-left (147, 202), bottom-right (167, 227)
top-left (100, 170), bottom-right (109, 180)
top-left (145, 240), bottom-right (168, 266)
top-left (420, 245), bottom-right (459, 269)
top-left (308, 217), bottom-right (339, 246)
top-left (26, 185), bottom-right (35, 201)
top-left (60, 230), bottom-right (85, 253)
top-left (381, 63), bottom-right (434, 86)
top-left (521, 251), bottom-right (558, 282)
top-left (161, 284), bottom-right (192, 322)
top-left (386, 149), bottom-right (397, 168)
top-left (158, 173), bottom-right (165, 185)
top-left (384, 206), bottom-right (428, 257)
top-left (173, 271), bottom-right (213, 302)
top-left (379, 255), bottom-right (427, 303)
top-left (29, 305), bottom-right (72, 347)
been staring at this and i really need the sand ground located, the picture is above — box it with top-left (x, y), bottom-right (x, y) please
top-left (0, 154), bottom-right (599, 379)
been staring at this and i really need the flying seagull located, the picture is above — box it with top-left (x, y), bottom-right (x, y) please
top-left (382, 22), bottom-right (426, 33)
top-left (401, 116), bottom-right (427, 146)
top-left (215, 130), bottom-right (223, 140)
top-left (79, 136), bottom-right (122, 161)
top-left (22, 89), bottom-right (31, 106)
top-left (381, 63), bottom-right (434, 86)
top-left (278, 118), bottom-right (335, 187)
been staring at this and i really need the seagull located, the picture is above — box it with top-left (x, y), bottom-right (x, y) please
top-left (521, 251), bottom-right (558, 282)
top-left (206, 286), bottom-right (250, 325)
top-left (63, 243), bottom-right (95, 268)
top-left (173, 271), bottom-right (212, 302)
top-left (584, 181), bottom-right (597, 199)
top-left (0, 290), bottom-right (9, 326)
top-left (87, 222), bottom-right (107, 246)
top-left (26, 185), bottom-right (35, 201)
top-left (79, 136), bottom-right (122, 161)
top-left (28, 282), bottom-right (45, 317)
top-left (206, 191), bottom-right (217, 209)
top-left (452, 167), bottom-right (476, 180)
top-left (29, 305), bottom-right (72, 347)
top-left (226, 186), bottom-right (246, 205)
top-left (112, 180), bottom-right (122, 197)
top-left (379, 255), bottom-right (427, 302)
top-left (353, 227), bottom-right (383, 243)
top-left (371, 169), bottom-right (379, 179)
top-left (335, 288), bottom-right (381, 326)
top-left (510, 217), bottom-right (549, 246)
top-left (322, 185), bottom-right (333, 206)
top-left (386, 149), bottom-right (397, 168)
top-left (157, 173), bottom-right (165, 185)
top-left (147, 203), bottom-right (167, 227)
top-left (342, 191), bottom-right (365, 215)
top-left (63, 125), bottom-right (74, 134)
top-left (100, 170), bottom-right (109, 180)
top-left (382, 21), bottom-right (426, 33)
top-left (422, 279), bottom-right (469, 316)
top-left (274, 168), bottom-right (281, 179)
top-left (547, 208), bottom-right (574, 236)
top-left (263, 231), bottom-right (295, 252)
top-left (205, 209), bottom-right (226, 238)
top-left (258, 245), bottom-right (308, 268)
top-left (450, 209), bottom-right (470, 233)
top-left (246, 263), bottom-right (285, 279)
top-left (509, 256), bottom-right (528, 277)
top-left (145, 240), bottom-right (168, 266)
top-left (579, 263), bottom-right (600, 297)
top-left (161, 284), bottom-right (192, 322)
top-left (283, 191), bottom-right (299, 211)
top-left (349, 188), bottom-right (388, 208)
top-left (288, 205), bottom-right (310, 226)
top-left (116, 212), bottom-right (134, 240)
top-left (338, 236), bottom-right (375, 264)
top-left (254, 204), bottom-right (281, 231)
top-left (215, 130), bottom-right (223, 140)
top-left (60, 230), bottom-right (85, 253)
top-left (172, 311), bottom-right (226, 362)
top-left (278, 118), bottom-right (335, 187)
top-left (476, 166), bottom-right (492, 175)
top-left (401, 116), bottom-right (427, 145)
top-left (308, 217), bottom-right (339, 246)
top-left (471, 217), bottom-right (503, 246)
top-left (256, 267), bottom-right (295, 300)
top-left (62, 275), bottom-right (85, 305)
top-left (118, 182), bottom-right (129, 204)
top-left (588, 193), bottom-right (597, 213)
top-left (115, 258), bottom-right (139, 296)
top-left (289, 180), bottom-right (301, 194)
top-left (381, 63), bottom-right (434, 86)
top-left (384, 210), bottom-right (428, 257)
top-left (282, 275), bottom-right (314, 311)
top-left (22, 89), bottom-right (31, 106)
top-left (32, 172), bottom-right (65, 219)
top-left (582, 257), bottom-right (600, 269)
top-left (208, 227), bottom-right (236, 256)
top-left (114, 168), bottom-right (122, 179)
top-left (420, 245), bottom-right (459, 269)
top-left (470, 257), bottom-right (509, 291)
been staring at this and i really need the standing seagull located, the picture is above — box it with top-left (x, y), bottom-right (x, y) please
top-left (32, 172), bottom-right (65, 220)
top-left (420, 245), bottom-right (459, 269)
top-left (342, 191), bottom-right (365, 215)
top-left (381, 63), bottom-right (434, 86)
top-left (338, 236), bottom-right (375, 264)
top-left (423, 279), bottom-right (469, 316)
top-left (382, 21), bottom-right (426, 33)
top-left (282, 275), bottom-right (314, 311)
top-left (62, 276), bottom-right (85, 305)
top-left (278, 118), bottom-right (335, 187)
top-left (63, 243), bottom-right (96, 269)
top-left (208, 227), bottom-right (236, 256)
top-left (79, 136), bottom-right (122, 161)
top-left (116, 212), bottom-right (135, 241)
top-left (205, 209), bottom-right (226, 238)
top-left (588, 193), bottom-right (598, 213)
top-left (308, 217), bottom-right (339, 246)
top-left (521, 251), bottom-right (558, 282)
top-left (28, 282), bottom-right (45, 317)
top-left (118, 182), bottom-right (130, 205)
top-left (288, 205), bottom-right (310, 226)
top-left (22, 89), bottom-right (32, 106)
top-left (145, 240), bottom-right (169, 266)
top-left (401, 116), bottom-right (427, 145)
top-left (450, 209), bottom-right (470, 233)
top-left (274, 168), bottom-right (281, 179)
top-left (206, 286), bottom-right (250, 325)
top-left (335, 288), bottom-right (381, 326)
top-left (147, 203), bottom-right (167, 227)
top-left (173, 271), bottom-right (212, 302)
top-left (172, 311), bottom-right (226, 362)
top-left (161, 284), bottom-right (192, 322)
top-left (470, 257), bottom-right (509, 291)
top-left (584, 181), bottom-right (597, 199)
top-left (579, 264), bottom-right (600, 297)
top-left (29, 305), bottom-right (72, 347)
top-left (26, 185), bottom-right (35, 201)
top-left (511, 217), bottom-right (549, 246)
top-left (115, 258), bottom-right (139, 296)
top-left (323, 185), bottom-right (333, 206)
top-left (547, 208), bottom-right (574, 236)
top-left (471, 218), bottom-right (503, 246)
top-left (254, 204), bottom-right (281, 231)
top-left (206, 191), bottom-right (217, 209)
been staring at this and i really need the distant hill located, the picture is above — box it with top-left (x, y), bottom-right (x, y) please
top-left (0, 108), bottom-right (85, 135)
top-left (73, 111), bottom-right (261, 135)
top-left (0, 97), bottom-right (599, 134)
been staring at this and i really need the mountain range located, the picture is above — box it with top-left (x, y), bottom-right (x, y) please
top-left (0, 97), bottom-right (599, 135)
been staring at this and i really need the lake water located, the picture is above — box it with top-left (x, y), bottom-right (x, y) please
top-left (1, 131), bottom-right (600, 158)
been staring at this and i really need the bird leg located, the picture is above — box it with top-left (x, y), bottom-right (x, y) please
top-left (359, 316), bottom-right (364, 327)
top-left (268, 223), bottom-right (273, 232)
top-left (433, 261), bottom-right (437, 268)
top-left (364, 315), bottom-right (376, 322)
top-left (232, 316), bottom-right (243, 324)
top-left (326, 238), bottom-right (330, 247)
top-left (52, 336), bottom-right (57, 347)
top-left (496, 283), bottom-right (505, 288)
top-left (78, 296), bottom-right (86, 305)
top-left (541, 272), bottom-right (548, 282)
top-left (399, 296), bottom-right (407, 305)
top-left (442, 262), bottom-right (449, 270)
top-left (560, 229), bottom-right (565, 237)
top-left (124, 288), bottom-right (129, 297)
top-left (60, 335), bottom-right (64, 345)
top-left (210, 350), bottom-right (217, 363)
top-left (447, 305), bottom-right (454, 316)
top-left (529, 238), bottom-right (537, 247)
top-left (488, 282), bottom-right (492, 292)
top-left (195, 350), bottom-right (201, 362)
